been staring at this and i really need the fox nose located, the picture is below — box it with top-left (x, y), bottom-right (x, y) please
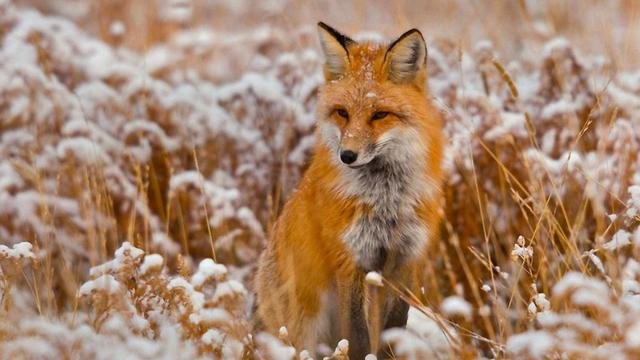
top-left (340, 150), bottom-right (358, 165)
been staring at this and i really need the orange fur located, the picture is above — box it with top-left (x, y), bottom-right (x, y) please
top-left (255, 23), bottom-right (443, 358)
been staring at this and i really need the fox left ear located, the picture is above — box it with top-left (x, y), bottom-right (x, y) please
top-left (384, 29), bottom-right (427, 84)
top-left (317, 22), bottom-right (354, 81)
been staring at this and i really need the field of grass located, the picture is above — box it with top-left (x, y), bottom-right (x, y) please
top-left (2, 0), bottom-right (640, 359)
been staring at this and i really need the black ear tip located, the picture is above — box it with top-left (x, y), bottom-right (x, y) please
top-left (388, 28), bottom-right (426, 53)
top-left (316, 22), bottom-right (355, 48)
top-left (404, 28), bottom-right (425, 40)
top-left (318, 22), bottom-right (335, 33)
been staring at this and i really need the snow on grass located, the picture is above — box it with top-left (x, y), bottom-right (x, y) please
top-left (253, 332), bottom-right (296, 360)
top-left (365, 271), bottom-right (383, 287)
top-left (0, 242), bottom-right (35, 260)
top-left (79, 274), bottom-right (122, 296)
top-left (140, 254), bottom-right (164, 275)
top-left (440, 296), bottom-right (473, 320)
top-left (191, 258), bottom-right (228, 287)
top-left (506, 330), bottom-right (556, 360)
top-left (603, 229), bottom-right (632, 251)
top-left (382, 306), bottom-right (455, 359)
top-left (511, 235), bottom-right (534, 261)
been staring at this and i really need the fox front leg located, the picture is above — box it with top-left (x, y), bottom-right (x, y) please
top-left (383, 296), bottom-right (409, 330)
top-left (348, 276), bottom-right (370, 359)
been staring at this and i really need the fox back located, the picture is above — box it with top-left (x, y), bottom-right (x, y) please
top-left (255, 22), bottom-right (443, 359)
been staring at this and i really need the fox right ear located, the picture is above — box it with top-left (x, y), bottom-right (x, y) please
top-left (384, 29), bottom-right (427, 85)
top-left (317, 22), bottom-right (354, 80)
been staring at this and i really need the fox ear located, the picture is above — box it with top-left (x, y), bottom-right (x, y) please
top-left (317, 22), bottom-right (354, 80)
top-left (384, 29), bottom-right (427, 84)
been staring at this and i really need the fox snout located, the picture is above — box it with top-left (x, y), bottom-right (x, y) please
top-left (338, 145), bottom-right (377, 167)
top-left (338, 129), bottom-right (378, 167)
top-left (339, 141), bottom-right (376, 167)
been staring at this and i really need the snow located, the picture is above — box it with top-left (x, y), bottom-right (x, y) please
top-left (552, 272), bottom-right (610, 311)
top-left (299, 350), bottom-right (314, 360)
top-left (90, 242), bottom-right (145, 278)
top-left (542, 37), bottom-right (571, 57)
top-left (525, 149), bottom-right (582, 175)
top-left (365, 271), bottom-right (383, 287)
top-left (382, 306), bottom-right (454, 359)
top-left (511, 244), bottom-right (533, 260)
top-left (627, 322), bottom-right (640, 347)
top-left (541, 96), bottom-right (586, 120)
top-left (627, 185), bottom-right (640, 217)
top-left (201, 329), bottom-right (224, 346)
top-left (236, 207), bottom-right (265, 238)
top-left (79, 274), bottom-right (121, 296)
top-left (253, 333), bottom-right (296, 360)
top-left (140, 254), bottom-right (164, 275)
top-left (167, 278), bottom-right (205, 310)
top-left (212, 280), bottom-right (247, 302)
top-left (529, 293), bottom-right (550, 314)
top-left (586, 250), bottom-right (606, 274)
top-left (299, 350), bottom-right (313, 360)
top-left (189, 308), bottom-right (232, 325)
top-left (506, 330), bottom-right (556, 359)
top-left (115, 242), bottom-right (145, 261)
top-left (109, 21), bottom-right (125, 37)
top-left (191, 258), bottom-right (228, 287)
top-left (484, 112), bottom-right (528, 141)
top-left (278, 326), bottom-right (288, 339)
top-left (603, 230), bottom-right (632, 251)
top-left (1, 336), bottom-right (60, 359)
top-left (441, 296), bottom-right (472, 319)
top-left (336, 339), bottom-right (349, 354)
top-left (0, 242), bottom-right (35, 259)
top-left (56, 137), bottom-right (110, 164)
top-left (151, 231), bottom-right (181, 254)
top-left (511, 235), bottom-right (534, 261)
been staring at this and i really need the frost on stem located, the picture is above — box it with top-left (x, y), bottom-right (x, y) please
top-left (511, 235), bottom-right (533, 261)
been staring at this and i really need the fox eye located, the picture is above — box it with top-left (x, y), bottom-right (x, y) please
top-left (335, 108), bottom-right (349, 119)
top-left (371, 111), bottom-right (389, 121)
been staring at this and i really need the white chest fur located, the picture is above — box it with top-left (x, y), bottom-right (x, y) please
top-left (333, 129), bottom-right (436, 271)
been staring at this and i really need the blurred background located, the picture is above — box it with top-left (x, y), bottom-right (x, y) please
top-left (17, 0), bottom-right (640, 76)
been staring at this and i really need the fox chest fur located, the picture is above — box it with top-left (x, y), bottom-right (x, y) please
top-left (330, 133), bottom-right (435, 271)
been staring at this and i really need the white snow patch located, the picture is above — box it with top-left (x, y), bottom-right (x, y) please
top-left (140, 254), bottom-right (164, 275)
top-left (191, 258), bottom-right (228, 287)
top-left (79, 274), bottom-right (121, 296)
top-left (507, 330), bottom-right (555, 359)
top-left (441, 296), bottom-right (472, 319)
top-left (365, 271), bottom-right (383, 287)
top-left (603, 230), bottom-right (632, 251)
top-left (0, 242), bottom-right (35, 259)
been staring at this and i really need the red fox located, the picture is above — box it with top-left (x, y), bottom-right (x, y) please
top-left (255, 22), bottom-right (443, 358)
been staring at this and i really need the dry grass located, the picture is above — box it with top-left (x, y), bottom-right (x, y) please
top-left (2, 0), bottom-right (640, 359)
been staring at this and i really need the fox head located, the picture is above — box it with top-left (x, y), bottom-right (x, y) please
top-left (316, 22), bottom-right (439, 170)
